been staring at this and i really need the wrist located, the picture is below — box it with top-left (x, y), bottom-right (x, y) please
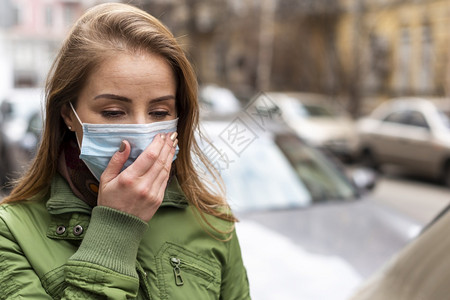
top-left (69, 206), bottom-right (148, 277)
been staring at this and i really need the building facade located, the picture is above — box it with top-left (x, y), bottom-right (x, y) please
top-left (0, 0), bottom-right (114, 93)
top-left (1, 0), bottom-right (447, 115)
top-left (337, 0), bottom-right (450, 113)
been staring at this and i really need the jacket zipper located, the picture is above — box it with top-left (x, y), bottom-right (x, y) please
top-left (169, 256), bottom-right (218, 287)
top-left (170, 257), bottom-right (184, 286)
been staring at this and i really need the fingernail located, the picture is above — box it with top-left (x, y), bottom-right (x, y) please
top-left (170, 132), bottom-right (178, 141)
top-left (160, 133), bottom-right (166, 140)
top-left (173, 139), bottom-right (178, 148)
top-left (119, 141), bottom-right (125, 152)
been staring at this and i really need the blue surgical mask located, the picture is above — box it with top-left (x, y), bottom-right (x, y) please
top-left (70, 102), bottom-right (179, 180)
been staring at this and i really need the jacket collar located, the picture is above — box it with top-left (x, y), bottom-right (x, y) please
top-left (46, 174), bottom-right (188, 216)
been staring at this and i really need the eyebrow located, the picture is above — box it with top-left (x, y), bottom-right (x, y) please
top-left (93, 94), bottom-right (176, 103)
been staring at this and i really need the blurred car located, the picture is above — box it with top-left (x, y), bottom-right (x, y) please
top-left (0, 88), bottom-right (44, 189)
top-left (356, 97), bottom-right (450, 186)
top-left (251, 92), bottom-right (358, 161)
top-left (197, 115), bottom-right (422, 299)
top-left (349, 204), bottom-right (450, 300)
top-left (198, 84), bottom-right (242, 117)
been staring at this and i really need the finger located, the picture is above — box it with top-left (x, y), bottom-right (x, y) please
top-left (155, 172), bottom-right (171, 204)
top-left (145, 132), bottom-right (176, 176)
top-left (127, 133), bottom-right (166, 176)
top-left (157, 132), bottom-right (177, 171)
top-left (141, 136), bottom-right (176, 192)
top-left (147, 156), bottom-right (173, 204)
top-left (101, 140), bottom-right (131, 183)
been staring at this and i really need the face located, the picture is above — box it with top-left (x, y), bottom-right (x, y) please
top-left (61, 51), bottom-right (177, 143)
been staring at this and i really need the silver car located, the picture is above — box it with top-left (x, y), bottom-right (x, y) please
top-left (251, 92), bottom-right (358, 161)
top-left (357, 97), bottom-right (450, 186)
top-left (197, 116), bottom-right (421, 299)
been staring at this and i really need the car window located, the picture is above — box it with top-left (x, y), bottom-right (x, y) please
top-left (299, 104), bottom-right (334, 118)
top-left (218, 135), bottom-right (313, 212)
top-left (406, 111), bottom-right (429, 128)
top-left (196, 122), bottom-right (358, 212)
top-left (252, 95), bottom-right (281, 116)
top-left (275, 134), bottom-right (357, 202)
top-left (383, 111), bottom-right (408, 124)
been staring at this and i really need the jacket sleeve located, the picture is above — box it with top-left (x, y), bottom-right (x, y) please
top-left (220, 228), bottom-right (251, 300)
top-left (0, 206), bottom-right (148, 299)
top-left (63, 206), bottom-right (148, 299)
top-left (0, 216), bottom-right (53, 299)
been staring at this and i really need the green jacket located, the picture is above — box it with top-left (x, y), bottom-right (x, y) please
top-left (0, 174), bottom-right (250, 299)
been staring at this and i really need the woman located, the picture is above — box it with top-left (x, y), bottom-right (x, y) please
top-left (0, 3), bottom-right (250, 299)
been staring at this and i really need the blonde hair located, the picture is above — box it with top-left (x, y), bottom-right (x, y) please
top-left (3, 3), bottom-right (237, 228)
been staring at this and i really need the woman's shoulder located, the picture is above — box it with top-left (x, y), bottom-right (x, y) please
top-left (185, 205), bottom-right (237, 240)
top-left (0, 197), bottom-right (48, 225)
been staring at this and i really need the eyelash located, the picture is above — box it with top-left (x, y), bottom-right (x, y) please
top-left (101, 110), bottom-right (170, 120)
top-left (101, 111), bottom-right (124, 118)
top-left (150, 111), bottom-right (170, 119)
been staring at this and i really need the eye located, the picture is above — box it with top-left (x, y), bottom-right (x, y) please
top-left (101, 110), bottom-right (125, 119)
top-left (149, 110), bottom-right (170, 120)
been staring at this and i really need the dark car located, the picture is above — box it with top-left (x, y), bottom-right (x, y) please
top-left (0, 88), bottom-right (43, 190)
top-left (197, 114), bottom-right (421, 299)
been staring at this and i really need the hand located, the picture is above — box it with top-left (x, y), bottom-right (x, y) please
top-left (97, 132), bottom-right (178, 222)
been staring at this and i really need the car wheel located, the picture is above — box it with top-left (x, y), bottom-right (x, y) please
top-left (360, 149), bottom-right (379, 171)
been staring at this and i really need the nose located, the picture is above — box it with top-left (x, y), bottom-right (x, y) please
top-left (131, 113), bottom-right (148, 124)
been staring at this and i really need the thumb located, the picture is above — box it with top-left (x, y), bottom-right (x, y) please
top-left (101, 140), bottom-right (130, 183)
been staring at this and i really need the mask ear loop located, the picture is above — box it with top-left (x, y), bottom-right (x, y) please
top-left (69, 102), bottom-right (83, 148)
top-left (69, 102), bottom-right (83, 125)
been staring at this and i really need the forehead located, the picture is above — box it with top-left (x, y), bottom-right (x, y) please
top-left (91, 51), bottom-right (174, 86)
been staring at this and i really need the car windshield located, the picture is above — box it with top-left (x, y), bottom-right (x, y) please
top-left (275, 134), bottom-right (357, 201)
top-left (214, 132), bottom-right (357, 212)
top-left (218, 135), bottom-right (312, 212)
top-left (290, 101), bottom-right (335, 118)
top-left (302, 104), bottom-right (334, 117)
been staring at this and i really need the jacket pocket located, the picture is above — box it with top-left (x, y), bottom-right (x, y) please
top-left (155, 242), bottom-right (221, 300)
top-left (40, 265), bottom-right (67, 299)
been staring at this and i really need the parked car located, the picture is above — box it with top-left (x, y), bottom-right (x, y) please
top-left (197, 115), bottom-right (421, 299)
top-left (0, 88), bottom-right (44, 189)
top-left (250, 92), bottom-right (358, 161)
top-left (349, 204), bottom-right (450, 300)
top-left (356, 97), bottom-right (450, 186)
top-left (198, 84), bottom-right (242, 117)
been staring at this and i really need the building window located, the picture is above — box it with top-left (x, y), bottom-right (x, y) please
top-left (44, 5), bottom-right (53, 28)
top-left (63, 4), bottom-right (75, 27)
top-left (14, 72), bottom-right (37, 88)
top-left (12, 5), bottom-right (20, 26)
top-left (419, 24), bottom-right (433, 94)
top-left (396, 27), bottom-right (411, 95)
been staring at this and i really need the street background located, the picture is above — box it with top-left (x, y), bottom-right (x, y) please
top-left (1, 0), bottom-right (450, 299)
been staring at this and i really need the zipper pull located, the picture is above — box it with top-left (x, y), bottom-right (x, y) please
top-left (170, 257), bottom-right (184, 286)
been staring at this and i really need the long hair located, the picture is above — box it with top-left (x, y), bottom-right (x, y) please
top-left (3, 3), bottom-right (237, 228)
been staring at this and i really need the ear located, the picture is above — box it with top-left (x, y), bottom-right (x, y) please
top-left (61, 103), bottom-right (75, 131)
